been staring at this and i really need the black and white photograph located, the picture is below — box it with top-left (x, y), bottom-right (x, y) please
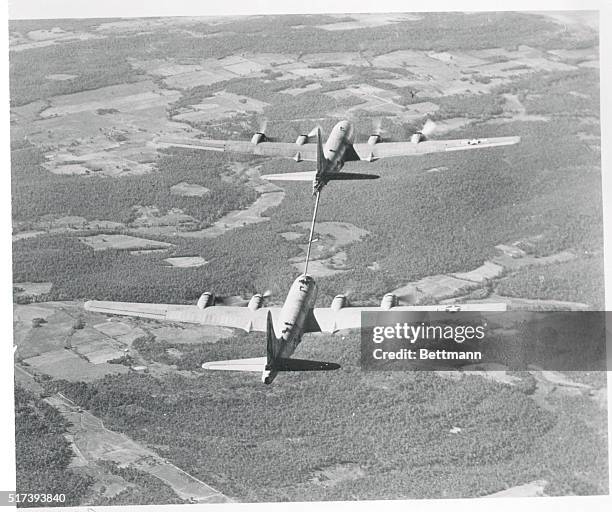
top-left (3, 1), bottom-right (610, 510)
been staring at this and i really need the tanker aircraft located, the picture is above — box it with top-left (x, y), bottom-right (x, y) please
top-left (85, 276), bottom-right (506, 385)
top-left (158, 119), bottom-right (520, 194)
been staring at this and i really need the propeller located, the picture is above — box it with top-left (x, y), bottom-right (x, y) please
top-left (258, 118), bottom-right (268, 134)
top-left (372, 117), bottom-right (384, 136)
top-left (410, 118), bottom-right (438, 143)
top-left (294, 124), bottom-right (322, 145)
top-left (339, 287), bottom-right (355, 305)
top-left (368, 117), bottom-right (387, 144)
top-left (308, 125), bottom-right (322, 138)
top-left (420, 118), bottom-right (438, 138)
top-left (252, 117), bottom-right (281, 143)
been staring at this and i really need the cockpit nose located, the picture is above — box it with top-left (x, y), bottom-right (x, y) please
top-left (295, 274), bottom-right (317, 296)
top-left (298, 274), bottom-right (314, 285)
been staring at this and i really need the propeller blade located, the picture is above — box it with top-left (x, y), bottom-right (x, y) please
top-left (308, 125), bottom-right (321, 138)
top-left (341, 292), bottom-right (352, 307)
top-left (421, 119), bottom-right (437, 138)
top-left (372, 117), bottom-right (383, 135)
top-left (258, 118), bottom-right (268, 134)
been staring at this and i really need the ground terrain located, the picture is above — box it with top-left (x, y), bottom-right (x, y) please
top-left (10, 11), bottom-right (606, 506)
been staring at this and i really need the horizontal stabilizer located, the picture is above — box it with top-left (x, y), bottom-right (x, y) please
top-left (202, 356), bottom-right (339, 373)
top-left (261, 171), bottom-right (316, 182)
top-left (326, 172), bottom-right (379, 180)
top-left (202, 357), bottom-right (266, 372)
top-left (275, 358), bottom-right (340, 372)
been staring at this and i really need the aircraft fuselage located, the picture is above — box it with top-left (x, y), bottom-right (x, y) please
top-left (262, 274), bottom-right (318, 383)
top-left (314, 120), bottom-right (356, 192)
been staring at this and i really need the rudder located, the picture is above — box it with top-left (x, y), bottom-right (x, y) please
top-left (265, 311), bottom-right (282, 367)
top-left (316, 127), bottom-right (325, 178)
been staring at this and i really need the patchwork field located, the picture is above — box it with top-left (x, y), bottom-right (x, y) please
top-left (10, 26), bottom-right (103, 52)
top-left (41, 81), bottom-right (181, 117)
top-left (174, 91), bottom-right (268, 123)
top-left (14, 281), bottom-right (53, 298)
top-left (164, 256), bottom-right (208, 268)
top-left (170, 182), bottom-right (210, 197)
top-left (11, 80), bottom-right (193, 177)
top-left (24, 350), bottom-right (128, 382)
top-left (315, 13), bottom-right (422, 31)
top-left (14, 302), bottom-right (137, 376)
top-left (79, 234), bottom-right (174, 252)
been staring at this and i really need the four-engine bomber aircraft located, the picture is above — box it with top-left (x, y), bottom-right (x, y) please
top-left (85, 276), bottom-right (506, 384)
top-left (158, 119), bottom-right (520, 194)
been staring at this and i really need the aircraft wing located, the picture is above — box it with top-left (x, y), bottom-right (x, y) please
top-left (351, 136), bottom-right (520, 160)
top-left (84, 301), bottom-right (281, 333)
top-left (156, 137), bottom-right (319, 161)
top-left (306, 303), bottom-right (507, 333)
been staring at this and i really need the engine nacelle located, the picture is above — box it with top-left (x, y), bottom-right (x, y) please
top-left (411, 132), bottom-right (425, 143)
top-left (251, 132), bottom-right (266, 145)
top-left (380, 293), bottom-right (398, 310)
top-left (248, 294), bottom-right (264, 311)
top-left (331, 294), bottom-right (349, 311)
top-left (295, 134), bottom-right (308, 146)
top-left (197, 292), bottom-right (215, 309)
top-left (368, 134), bottom-right (381, 145)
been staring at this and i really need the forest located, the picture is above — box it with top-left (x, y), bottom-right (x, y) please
top-left (11, 145), bottom-right (256, 226)
top-left (44, 330), bottom-right (608, 501)
top-left (496, 256), bottom-right (605, 308)
top-left (12, 112), bottom-right (603, 307)
top-left (94, 461), bottom-right (186, 506)
top-left (14, 387), bottom-right (93, 507)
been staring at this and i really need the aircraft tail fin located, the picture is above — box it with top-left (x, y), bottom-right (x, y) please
top-left (316, 127), bottom-right (325, 177)
top-left (265, 310), bottom-right (282, 367)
